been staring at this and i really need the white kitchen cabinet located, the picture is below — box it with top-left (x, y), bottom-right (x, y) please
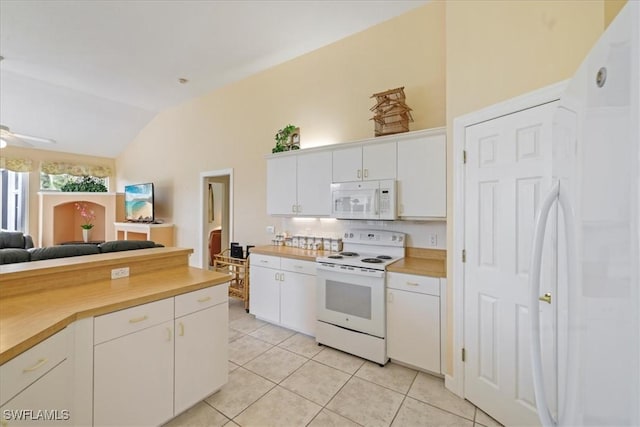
top-left (266, 155), bottom-right (297, 215)
top-left (266, 150), bottom-right (332, 216)
top-left (93, 285), bottom-right (228, 426)
top-left (250, 254), bottom-right (317, 336)
top-left (332, 141), bottom-right (396, 182)
top-left (386, 272), bottom-right (443, 374)
top-left (0, 360), bottom-right (72, 426)
top-left (250, 259), bottom-right (281, 324)
top-left (175, 301), bottom-right (228, 414)
top-left (1, 328), bottom-right (71, 427)
top-left (94, 319), bottom-right (174, 427)
top-left (279, 258), bottom-right (317, 336)
top-left (397, 132), bottom-right (446, 218)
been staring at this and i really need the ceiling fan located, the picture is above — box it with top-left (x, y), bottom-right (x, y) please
top-left (0, 125), bottom-right (56, 148)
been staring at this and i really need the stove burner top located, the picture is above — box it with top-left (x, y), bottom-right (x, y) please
top-left (377, 255), bottom-right (392, 260)
top-left (361, 258), bottom-right (384, 264)
top-left (327, 255), bottom-right (343, 259)
top-left (340, 252), bottom-right (359, 257)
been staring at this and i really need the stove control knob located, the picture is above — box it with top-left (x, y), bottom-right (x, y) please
top-left (392, 235), bottom-right (397, 241)
top-left (399, 236), bottom-right (404, 242)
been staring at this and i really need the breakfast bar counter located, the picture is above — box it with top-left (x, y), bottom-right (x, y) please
top-left (0, 247), bottom-right (231, 364)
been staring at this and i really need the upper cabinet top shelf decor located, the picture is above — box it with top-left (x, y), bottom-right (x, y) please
top-left (370, 87), bottom-right (414, 137)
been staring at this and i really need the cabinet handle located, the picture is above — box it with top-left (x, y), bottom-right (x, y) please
top-left (260, 260), bottom-right (269, 263)
top-left (406, 282), bottom-right (420, 287)
top-left (275, 272), bottom-right (279, 281)
top-left (364, 169), bottom-right (369, 178)
top-left (294, 265), bottom-right (303, 269)
top-left (179, 322), bottom-right (185, 336)
top-left (357, 169), bottom-right (361, 179)
top-left (387, 292), bottom-right (394, 303)
top-left (297, 205), bottom-right (302, 213)
top-left (292, 204), bottom-right (297, 213)
top-left (166, 327), bottom-right (172, 342)
top-left (23, 358), bottom-right (48, 373)
top-left (129, 315), bottom-right (148, 324)
top-left (197, 296), bottom-right (211, 303)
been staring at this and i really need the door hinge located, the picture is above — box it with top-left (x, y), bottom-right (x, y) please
top-left (463, 150), bottom-right (467, 164)
top-left (462, 348), bottom-right (466, 362)
top-left (462, 249), bottom-right (466, 263)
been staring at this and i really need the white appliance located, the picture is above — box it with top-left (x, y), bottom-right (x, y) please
top-left (316, 229), bottom-right (405, 365)
top-left (330, 180), bottom-right (397, 220)
top-left (529, 3), bottom-right (639, 426)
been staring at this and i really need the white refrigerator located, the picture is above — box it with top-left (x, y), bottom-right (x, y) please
top-left (529, 2), bottom-right (639, 426)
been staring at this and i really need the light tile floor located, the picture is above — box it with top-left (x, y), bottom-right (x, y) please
top-left (165, 297), bottom-right (503, 427)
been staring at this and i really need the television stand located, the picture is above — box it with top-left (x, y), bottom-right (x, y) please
top-left (114, 222), bottom-right (174, 247)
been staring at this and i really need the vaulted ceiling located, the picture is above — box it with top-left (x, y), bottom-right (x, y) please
top-left (0, 1), bottom-right (427, 157)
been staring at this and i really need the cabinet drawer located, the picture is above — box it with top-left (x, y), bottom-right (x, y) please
top-left (387, 272), bottom-right (440, 296)
top-left (175, 284), bottom-right (228, 318)
top-left (94, 298), bottom-right (174, 344)
top-left (281, 258), bottom-right (316, 275)
top-left (0, 328), bottom-right (69, 407)
top-left (250, 254), bottom-right (280, 269)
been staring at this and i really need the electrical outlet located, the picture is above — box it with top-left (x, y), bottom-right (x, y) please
top-left (266, 225), bottom-right (275, 234)
top-left (428, 233), bottom-right (438, 247)
top-left (111, 267), bottom-right (130, 279)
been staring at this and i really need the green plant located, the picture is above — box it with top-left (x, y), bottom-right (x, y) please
top-left (272, 124), bottom-right (300, 153)
top-left (60, 176), bottom-right (108, 192)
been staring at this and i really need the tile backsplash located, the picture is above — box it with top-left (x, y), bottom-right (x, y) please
top-left (273, 218), bottom-right (446, 250)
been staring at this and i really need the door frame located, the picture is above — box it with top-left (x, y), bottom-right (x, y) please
top-left (198, 168), bottom-right (234, 269)
top-left (447, 81), bottom-right (567, 397)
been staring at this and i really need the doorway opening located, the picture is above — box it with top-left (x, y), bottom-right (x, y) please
top-left (199, 169), bottom-right (233, 270)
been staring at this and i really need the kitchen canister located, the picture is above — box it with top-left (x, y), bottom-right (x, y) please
top-left (330, 238), bottom-right (343, 252)
top-left (298, 235), bottom-right (307, 249)
top-left (292, 235), bottom-right (300, 248)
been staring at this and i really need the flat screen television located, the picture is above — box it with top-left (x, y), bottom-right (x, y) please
top-left (124, 183), bottom-right (154, 223)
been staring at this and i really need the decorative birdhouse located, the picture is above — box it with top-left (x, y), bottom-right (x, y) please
top-left (370, 87), bottom-right (414, 136)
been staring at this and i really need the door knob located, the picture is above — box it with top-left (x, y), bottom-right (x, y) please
top-left (538, 292), bottom-right (552, 304)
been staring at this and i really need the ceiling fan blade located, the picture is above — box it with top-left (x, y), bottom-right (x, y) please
top-left (1, 133), bottom-right (34, 147)
top-left (11, 132), bottom-right (55, 144)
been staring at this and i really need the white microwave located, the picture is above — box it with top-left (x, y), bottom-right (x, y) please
top-left (330, 180), bottom-right (396, 220)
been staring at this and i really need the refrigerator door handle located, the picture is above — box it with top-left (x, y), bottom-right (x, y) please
top-left (529, 182), bottom-right (560, 427)
top-left (530, 181), bottom-right (578, 427)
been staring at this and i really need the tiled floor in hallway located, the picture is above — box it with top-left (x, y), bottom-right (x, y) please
top-left (165, 297), bottom-right (502, 427)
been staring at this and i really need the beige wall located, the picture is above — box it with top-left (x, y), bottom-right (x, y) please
top-left (444, 1), bottom-right (604, 375)
top-left (605, 0), bottom-right (627, 27)
top-left (116, 1), bottom-right (446, 263)
top-left (2, 145), bottom-right (116, 245)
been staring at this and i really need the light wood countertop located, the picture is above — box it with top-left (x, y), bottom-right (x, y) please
top-left (250, 245), bottom-right (447, 277)
top-left (0, 249), bottom-right (231, 364)
top-left (250, 245), bottom-right (327, 262)
top-left (386, 248), bottom-right (447, 278)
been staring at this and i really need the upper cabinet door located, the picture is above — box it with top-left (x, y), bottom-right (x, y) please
top-left (397, 134), bottom-right (446, 218)
top-left (362, 141), bottom-right (396, 180)
top-left (297, 151), bottom-right (332, 216)
top-left (332, 146), bottom-right (362, 182)
top-left (267, 155), bottom-right (297, 215)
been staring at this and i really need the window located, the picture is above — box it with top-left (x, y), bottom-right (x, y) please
top-left (0, 169), bottom-right (29, 232)
top-left (40, 172), bottom-right (109, 191)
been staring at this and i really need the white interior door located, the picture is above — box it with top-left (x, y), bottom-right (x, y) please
top-left (464, 102), bottom-right (557, 426)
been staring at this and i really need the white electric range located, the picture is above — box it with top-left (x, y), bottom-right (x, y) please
top-left (315, 229), bottom-right (406, 365)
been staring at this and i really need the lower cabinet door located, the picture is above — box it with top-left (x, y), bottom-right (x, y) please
top-left (386, 289), bottom-right (441, 373)
top-left (249, 265), bottom-right (280, 324)
top-left (94, 321), bottom-right (174, 427)
top-left (0, 360), bottom-right (71, 426)
top-left (280, 271), bottom-right (316, 336)
top-left (174, 303), bottom-right (228, 415)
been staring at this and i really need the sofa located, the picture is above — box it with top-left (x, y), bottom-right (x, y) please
top-left (0, 231), bottom-right (164, 265)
